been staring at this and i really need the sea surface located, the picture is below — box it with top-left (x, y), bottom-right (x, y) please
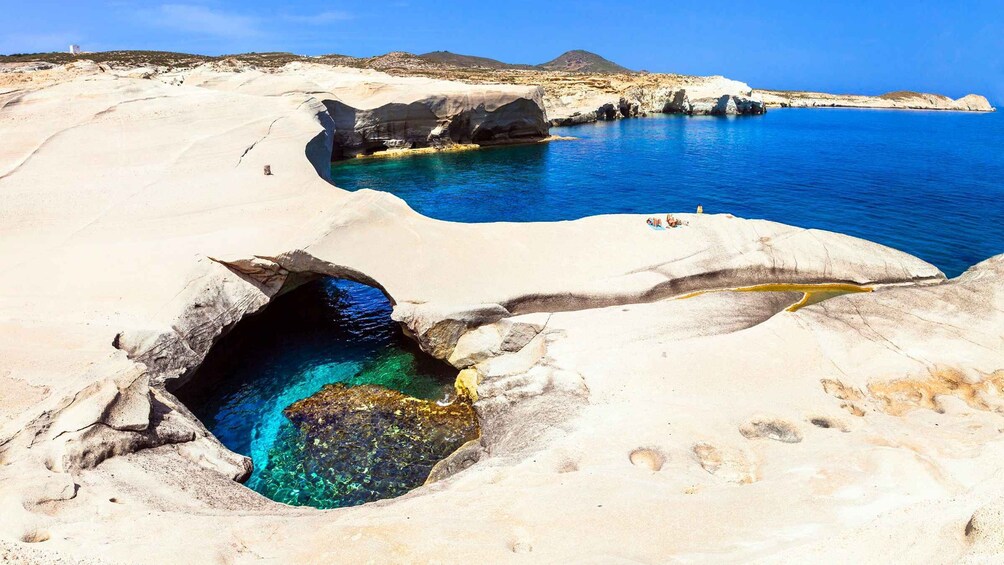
top-left (185, 108), bottom-right (1003, 509)
top-left (333, 108), bottom-right (1004, 278)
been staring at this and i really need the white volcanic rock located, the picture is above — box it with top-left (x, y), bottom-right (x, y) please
top-left (548, 74), bottom-right (765, 125)
top-left (181, 62), bottom-right (549, 157)
top-left (656, 76), bottom-right (765, 116)
top-left (758, 89), bottom-right (996, 112)
top-left (954, 93), bottom-right (996, 112)
top-left (0, 63), bottom-right (1001, 565)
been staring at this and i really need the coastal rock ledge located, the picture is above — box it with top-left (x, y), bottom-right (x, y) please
top-left (757, 89), bottom-right (996, 112)
top-left (179, 63), bottom-right (550, 159)
top-left (548, 75), bottom-right (767, 126)
top-left (0, 62), bottom-right (1003, 565)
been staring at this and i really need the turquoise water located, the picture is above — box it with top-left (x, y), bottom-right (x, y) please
top-left (177, 279), bottom-right (458, 509)
top-left (332, 109), bottom-right (1004, 278)
top-left (184, 108), bottom-right (1002, 510)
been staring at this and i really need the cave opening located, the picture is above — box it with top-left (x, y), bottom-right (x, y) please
top-left (174, 277), bottom-right (478, 509)
top-left (362, 142), bottom-right (389, 156)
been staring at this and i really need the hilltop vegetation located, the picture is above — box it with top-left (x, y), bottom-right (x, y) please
top-left (538, 50), bottom-right (632, 73)
top-left (418, 51), bottom-right (535, 70)
top-left (1, 49), bottom-right (634, 74)
top-left (417, 49), bottom-right (632, 73)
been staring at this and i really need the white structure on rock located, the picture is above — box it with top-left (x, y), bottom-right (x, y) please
top-left (69, 44), bottom-right (81, 54)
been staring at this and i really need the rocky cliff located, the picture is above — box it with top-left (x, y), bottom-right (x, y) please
top-left (179, 63), bottom-right (549, 159)
top-left (8, 50), bottom-right (992, 143)
top-left (548, 75), bottom-right (766, 126)
top-left (758, 88), bottom-right (995, 112)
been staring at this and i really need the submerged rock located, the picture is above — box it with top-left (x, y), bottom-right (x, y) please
top-left (278, 384), bottom-right (479, 507)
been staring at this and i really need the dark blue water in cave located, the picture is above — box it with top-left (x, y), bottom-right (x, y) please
top-left (332, 109), bottom-right (1004, 278)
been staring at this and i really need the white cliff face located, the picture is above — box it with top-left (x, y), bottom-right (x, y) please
top-left (546, 74), bottom-right (766, 125)
top-left (0, 63), bottom-right (1002, 564)
top-left (654, 76), bottom-right (765, 115)
top-left (758, 88), bottom-right (996, 112)
top-left (954, 93), bottom-right (996, 112)
top-left (176, 63), bottom-right (550, 158)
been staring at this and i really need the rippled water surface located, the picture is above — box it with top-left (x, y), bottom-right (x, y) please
top-left (333, 109), bottom-right (1004, 277)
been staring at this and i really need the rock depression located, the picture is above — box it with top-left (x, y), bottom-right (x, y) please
top-left (0, 61), bottom-right (1002, 564)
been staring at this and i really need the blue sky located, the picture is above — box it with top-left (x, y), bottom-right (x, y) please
top-left (3, 1), bottom-right (1002, 102)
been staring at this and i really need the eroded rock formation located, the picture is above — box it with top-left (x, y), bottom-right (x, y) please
top-left (757, 88), bottom-right (996, 112)
top-left (0, 60), bottom-right (1001, 565)
top-left (322, 89), bottom-right (548, 158)
top-left (548, 76), bottom-right (766, 125)
top-left (174, 63), bottom-right (549, 159)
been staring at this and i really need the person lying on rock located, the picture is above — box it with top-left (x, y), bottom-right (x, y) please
top-left (665, 214), bottom-right (685, 228)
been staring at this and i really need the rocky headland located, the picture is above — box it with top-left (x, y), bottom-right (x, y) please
top-left (758, 88), bottom-right (996, 112)
top-left (176, 63), bottom-right (550, 158)
top-left (0, 57), bottom-right (1002, 564)
top-left (4, 50), bottom-right (993, 145)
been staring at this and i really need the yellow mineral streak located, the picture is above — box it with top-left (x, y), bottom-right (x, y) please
top-left (675, 282), bottom-right (872, 312)
top-left (820, 369), bottom-right (1004, 417)
top-left (868, 368), bottom-right (1004, 416)
top-left (347, 135), bottom-right (575, 162)
top-left (455, 368), bottom-right (481, 403)
top-left (352, 143), bottom-right (481, 160)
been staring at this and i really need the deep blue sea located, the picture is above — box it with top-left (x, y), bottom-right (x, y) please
top-left (186, 108), bottom-right (1003, 509)
top-left (332, 109), bottom-right (1004, 278)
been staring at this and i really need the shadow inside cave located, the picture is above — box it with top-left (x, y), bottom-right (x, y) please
top-left (174, 277), bottom-right (474, 509)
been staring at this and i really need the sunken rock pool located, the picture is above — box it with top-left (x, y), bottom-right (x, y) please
top-left (175, 278), bottom-right (477, 509)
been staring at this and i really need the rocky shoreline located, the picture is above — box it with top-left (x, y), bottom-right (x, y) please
top-left (2, 54), bottom-right (993, 161)
top-left (0, 59), bottom-right (1002, 564)
top-left (546, 75), bottom-right (767, 126)
top-left (758, 88), bottom-right (996, 112)
top-left (177, 62), bottom-right (552, 159)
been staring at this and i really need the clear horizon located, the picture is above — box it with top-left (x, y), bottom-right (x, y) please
top-left (4, 0), bottom-right (1002, 103)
